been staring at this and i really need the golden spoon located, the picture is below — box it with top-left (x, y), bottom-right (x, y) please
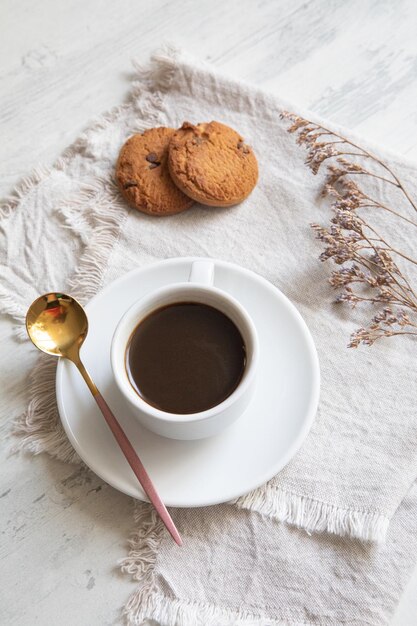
top-left (26, 292), bottom-right (182, 546)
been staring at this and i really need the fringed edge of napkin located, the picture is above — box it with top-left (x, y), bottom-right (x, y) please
top-left (11, 175), bottom-right (130, 456)
top-left (0, 159), bottom-right (72, 340)
top-left (120, 502), bottom-right (316, 626)
top-left (12, 355), bottom-right (81, 463)
top-left (236, 485), bottom-right (390, 543)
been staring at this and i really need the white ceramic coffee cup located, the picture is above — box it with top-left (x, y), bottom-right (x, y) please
top-left (111, 260), bottom-right (259, 440)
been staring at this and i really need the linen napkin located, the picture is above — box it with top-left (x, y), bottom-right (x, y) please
top-left (2, 47), bottom-right (417, 624)
top-left (122, 489), bottom-right (417, 625)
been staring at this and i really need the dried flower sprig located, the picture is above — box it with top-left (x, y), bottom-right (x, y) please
top-left (281, 111), bottom-right (417, 347)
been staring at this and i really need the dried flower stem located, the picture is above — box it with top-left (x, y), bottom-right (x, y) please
top-left (351, 254), bottom-right (415, 308)
top-left (281, 111), bottom-right (417, 347)
top-left (304, 121), bottom-right (417, 212)
top-left (359, 200), bottom-right (417, 228)
top-left (342, 170), bottom-right (401, 187)
top-left (355, 217), bottom-right (417, 267)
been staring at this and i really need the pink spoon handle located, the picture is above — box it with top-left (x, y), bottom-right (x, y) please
top-left (94, 391), bottom-right (182, 546)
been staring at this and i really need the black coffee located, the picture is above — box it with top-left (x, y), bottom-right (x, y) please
top-left (126, 302), bottom-right (246, 414)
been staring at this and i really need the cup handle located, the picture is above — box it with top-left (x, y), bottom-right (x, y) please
top-left (188, 260), bottom-right (214, 286)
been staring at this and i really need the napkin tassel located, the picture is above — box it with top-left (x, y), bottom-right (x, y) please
top-left (236, 485), bottom-right (390, 543)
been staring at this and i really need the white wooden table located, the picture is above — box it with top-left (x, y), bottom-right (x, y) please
top-left (1, 1), bottom-right (416, 623)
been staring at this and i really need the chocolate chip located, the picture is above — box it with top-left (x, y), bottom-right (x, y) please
top-left (123, 182), bottom-right (137, 189)
top-left (145, 152), bottom-right (161, 169)
top-left (181, 121), bottom-right (197, 130)
top-left (237, 140), bottom-right (250, 154)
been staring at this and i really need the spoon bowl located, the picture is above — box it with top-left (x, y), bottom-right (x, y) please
top-left (26, 293), bottom-right (88, 358)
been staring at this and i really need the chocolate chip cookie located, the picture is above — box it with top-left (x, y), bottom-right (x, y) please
top-left (167, 121), bottom-right (258, 207)
top-left (116, 127), bottom-right (194, 216)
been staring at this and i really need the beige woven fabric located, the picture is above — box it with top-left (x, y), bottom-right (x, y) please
top-left (2, 48), bottom-right (417, 624)
top-left (123, 488), bottom-right (417, 625)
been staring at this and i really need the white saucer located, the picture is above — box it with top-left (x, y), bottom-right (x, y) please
top-left (56, 257), bottom-right (320, 507)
